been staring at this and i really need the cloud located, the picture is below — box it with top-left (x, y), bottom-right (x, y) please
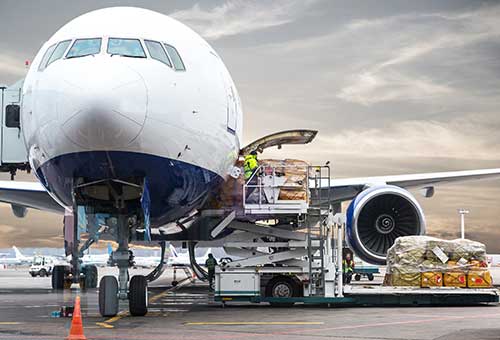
top-left (170, 0), bottom-right (318, 40)
top-left (0, 53), bottom-right (27, 81)
top-left (334, 5), bottom-right (500, 106)
top-left (314, 114), bottom-right (500, 161)
top-left (336, 71), bottom-right (453, 106)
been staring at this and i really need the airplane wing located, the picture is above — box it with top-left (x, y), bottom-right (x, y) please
top-left (0, 181), bottom-right (64, 214)
top-left (314, 168), bottom-right (500, 203)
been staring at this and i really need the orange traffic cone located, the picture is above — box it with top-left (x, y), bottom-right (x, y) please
top-left (67, 296), bottom-right (87, 340)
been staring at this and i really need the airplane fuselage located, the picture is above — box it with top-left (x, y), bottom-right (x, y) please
top-left (20, 7), bottom-right (243, 226)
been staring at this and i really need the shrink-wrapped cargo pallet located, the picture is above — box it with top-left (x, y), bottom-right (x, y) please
top-left (207, 158), bottom-right (310, 208)
top-left (384, 236), bottom-right (492, 288)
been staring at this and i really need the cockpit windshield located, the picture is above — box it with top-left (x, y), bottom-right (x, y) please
top-left (107, 38), bottom-right (146, 58)
top-left (66, 38), bottom-right (102, 58)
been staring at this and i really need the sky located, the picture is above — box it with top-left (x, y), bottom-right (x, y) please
top-left (1, 0), bottom-right (500, 251)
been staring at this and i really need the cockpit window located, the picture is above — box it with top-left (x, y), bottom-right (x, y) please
top-left (38, 44), bottom-right (57, 71)
top-left (46, 40), bottom-right (71, 66)
top-left (66, 38), bottom-right (102, 58)
top-left (144, 40), bottom-right (171, 67)
top-left (164, 44), bottom-right (185, 71)
top-left (107, 38), bottom-right (146, 58)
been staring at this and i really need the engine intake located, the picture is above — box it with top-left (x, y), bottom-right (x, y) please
top-left (346, 185), bottom-right (425, 264)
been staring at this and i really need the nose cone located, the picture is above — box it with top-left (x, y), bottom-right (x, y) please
top-left (57, 58), bottom-right (147, 149)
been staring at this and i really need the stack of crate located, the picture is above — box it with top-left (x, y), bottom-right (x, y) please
top-left (385, 236), bottom-right (493, 288)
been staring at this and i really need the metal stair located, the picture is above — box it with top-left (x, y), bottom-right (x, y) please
top-left (306, 166), bottom-right (331, 296)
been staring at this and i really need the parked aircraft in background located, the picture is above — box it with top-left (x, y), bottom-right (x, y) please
top-left (0, 246), bottom-right (32, 266)
top-left (81, 243), bottom-right (112, 267)
top-left (167, 245), bottom-right (211, 267)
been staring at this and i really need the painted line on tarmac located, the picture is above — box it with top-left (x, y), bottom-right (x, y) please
top-left (185, 321), bottom-right (324, 326)
top-left (0, 322), bottom-right (23, 325)
top-left (96, 276), bottom-right (193, 329)
top-left (149, 277), bottom-right (192, 303)
top-left (95, 322), bottom-right (114, 329)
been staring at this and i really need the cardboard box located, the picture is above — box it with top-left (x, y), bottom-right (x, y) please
top-left (421, 272), bottom-right (443, 287)
top-left (467, 270), bottom-right (492, 288)
top-left (443, 272), bottom-right (467, 288)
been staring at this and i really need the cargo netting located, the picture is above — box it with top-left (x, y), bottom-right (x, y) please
top-left (384, 236), bottom-right (492, 288)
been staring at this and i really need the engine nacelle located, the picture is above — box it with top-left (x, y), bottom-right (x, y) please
top-left (11, 204), bottom-right (28, 218)
top-left (346, 185), bottom-right (425, 265)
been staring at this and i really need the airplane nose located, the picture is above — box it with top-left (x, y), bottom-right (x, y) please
top-left (57, 58), bottom-right (147, 149)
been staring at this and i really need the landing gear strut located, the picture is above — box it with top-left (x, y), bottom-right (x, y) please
top-left (98, 214), bottom-right (148, 317)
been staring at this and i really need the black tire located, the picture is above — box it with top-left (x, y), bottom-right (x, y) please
top-left (129, 275), bottom-right (148, 316)
top-left (30, 273), bottom-right (36, 277)
top-left (51, 266), bottom-right (66, 290)
top-left (99, 276), bottom-right (119, 317)
top-left (354, 274), bottom-right (361, 281)
top-left (367, 273), bottom-right (374, 281)
top-left (39, 269), bottom-right (47, 277)
top-left (266, 276), bottom-right (297, 307)
top-left (171, 280), bottom-right (178, 287)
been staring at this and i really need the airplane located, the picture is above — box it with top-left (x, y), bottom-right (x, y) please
top-left (167, 245), bottom-right (211, 267)
top-left (132, 248), bottom-right (164, 268)
top-left (0, 7), bottom-right (499, 317)
top-left (0, 246), bottom-right (32, 266)
top-left (81, 243), bottom-right (112, 267)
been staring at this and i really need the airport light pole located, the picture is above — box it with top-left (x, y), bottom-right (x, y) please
top-left (458, 209), bottom-right (469, 239)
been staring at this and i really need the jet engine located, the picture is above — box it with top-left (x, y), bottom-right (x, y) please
top-left (346, 185), bottom-right (425, 264)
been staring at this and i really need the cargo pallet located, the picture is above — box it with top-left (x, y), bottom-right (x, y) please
top-left (216, 287), bottom-right (499, 307)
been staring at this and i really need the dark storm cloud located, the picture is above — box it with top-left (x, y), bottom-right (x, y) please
top-left (0, 1), bottom-right (500, 252)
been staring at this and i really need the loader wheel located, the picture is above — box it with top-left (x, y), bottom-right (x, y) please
top-left (266, 276), bottom-right (298, 307)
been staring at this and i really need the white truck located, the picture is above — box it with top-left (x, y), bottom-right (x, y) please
top-left (29, 256), bottom-right (54, 277)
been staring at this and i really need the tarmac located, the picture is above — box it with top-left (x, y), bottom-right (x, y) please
top-left (0, 267), bottom-right (499, 340)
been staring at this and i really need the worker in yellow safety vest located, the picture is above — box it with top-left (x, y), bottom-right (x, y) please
top-left (244, 151), bottom-right (259, 202)
top-left (343, 252), bottom-right (355, 284)
top-left (244, 151), bottom-right (259, 180)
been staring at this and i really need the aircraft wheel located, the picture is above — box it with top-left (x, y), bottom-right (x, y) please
top-left (354, 274), bottom-right (361, 281)
top-left (99, 276), bottom-right (119, 317)
top-left (51, 265), bottom-right (66, 290)
top-left (129, 275), bottom-right (148, 316)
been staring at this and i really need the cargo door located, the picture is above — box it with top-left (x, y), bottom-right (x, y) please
top-left (240, 129), bottom-right (318, 155)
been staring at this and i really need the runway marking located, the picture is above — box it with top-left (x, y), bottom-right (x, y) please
top-left (95, 322), bottom-right (114, 329)
top-left (185, 321), bottom-right (324, 326)
top-left (96, 277), bottom-right (192, 329)
top-left (0, 322), bottom-right (23, 325)
top-left (149, 277), bottom-right (192, 303)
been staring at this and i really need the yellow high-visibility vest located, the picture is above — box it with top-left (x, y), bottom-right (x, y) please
top-left (244, 155), bottom-right (258, 180)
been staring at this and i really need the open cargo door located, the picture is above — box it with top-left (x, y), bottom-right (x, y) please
top-left (240, 129), bottom-right (317, 155)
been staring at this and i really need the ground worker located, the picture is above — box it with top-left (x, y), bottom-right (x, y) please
top-left (244, 150), bottom-right (259, 180)
top-left (244, 151), bottom-right (259, 201)
top-left (205, 253), bottom-right (218, 290)
top-left (343, 252), bottom-right (355, 284)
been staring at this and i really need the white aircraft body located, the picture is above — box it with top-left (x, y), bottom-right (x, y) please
top-left (0, 246), bottom-right (32, 265)
top-left (0, 7), bottom-right (499, 316)
top-left (167, 245), bottom-right (210, 267)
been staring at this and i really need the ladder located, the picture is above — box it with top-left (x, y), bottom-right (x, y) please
top-left (306, 166), bottom-right (331, 296)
